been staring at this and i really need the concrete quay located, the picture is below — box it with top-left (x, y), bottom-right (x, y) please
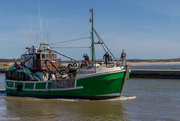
top-left (130, 69), bottom-right (180, 79)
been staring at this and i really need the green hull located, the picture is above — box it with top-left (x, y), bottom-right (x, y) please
top-left (6, 71), bottom-right (129, 99)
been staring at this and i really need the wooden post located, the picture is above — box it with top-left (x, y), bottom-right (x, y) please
top-left (120, 65), bottom-right (131, 97)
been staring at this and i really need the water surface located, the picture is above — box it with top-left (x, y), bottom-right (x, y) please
top-left (0, 74), bottom-right (180, 121)
top-left (131, 64), bottom-right (180, 70)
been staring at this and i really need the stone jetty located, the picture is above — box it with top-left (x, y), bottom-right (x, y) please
top-left (130, 69), bottom-right (180, 79)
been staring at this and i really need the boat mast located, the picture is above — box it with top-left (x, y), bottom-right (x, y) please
top-left (47, 21), bottom-right (49, 44)
top-left (90, 8), bottom-right (94, 62)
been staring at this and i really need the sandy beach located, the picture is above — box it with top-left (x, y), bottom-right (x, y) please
top-left (0, 62), bottom-right (14, 69)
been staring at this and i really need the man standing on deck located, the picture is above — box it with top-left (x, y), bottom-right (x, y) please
top-left (83, 54), bottom-right (90, 63)
top-left (120, 50), bottom-right (127, 67)
top-left (103, 52), bottom-right (110, 67)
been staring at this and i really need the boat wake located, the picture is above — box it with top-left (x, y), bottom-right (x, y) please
top-left (55, 99), bottom-right (90, 102)
top-left (0, 88), bottom-right (136, 102)
top-left (0, 88), bottom-right (5, 92)
top-left (52, 96), bottom-right (137, 102)
top-left (103, 96), bottom-right (136, 101)
top-left (0, 88), bottom-right (6, 97)
top-left (0, 96), bottom-right (136, 101)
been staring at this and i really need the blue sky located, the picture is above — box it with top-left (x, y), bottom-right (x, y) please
top-left (1, 0), bottom-right (180, 60)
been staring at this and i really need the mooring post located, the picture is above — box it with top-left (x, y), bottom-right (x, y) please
top-left (120, 65), bottom-right (131, 97)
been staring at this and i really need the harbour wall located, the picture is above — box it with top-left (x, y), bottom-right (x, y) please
top-left (130, 69), bottom-right (180, 79)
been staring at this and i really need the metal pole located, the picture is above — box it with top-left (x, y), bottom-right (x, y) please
top-left (45, 47), bottom-right (78, 62)
top-left (90, 8), bottom-right (94, 62)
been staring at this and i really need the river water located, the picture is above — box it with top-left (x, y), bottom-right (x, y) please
top-left (0, 73), bottom-right (180, 121)
top-left (131, 64), bottom-right (180, 70)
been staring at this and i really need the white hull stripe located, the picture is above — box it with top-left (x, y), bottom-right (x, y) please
top-left (6, 86), bottom-right (83, 91)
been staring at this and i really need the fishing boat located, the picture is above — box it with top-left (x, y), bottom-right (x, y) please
top-left (5, 8), bottom-right (130, 100)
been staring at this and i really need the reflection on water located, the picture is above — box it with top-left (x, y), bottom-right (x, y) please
top-left (1, 96), bottom-right (129, 121)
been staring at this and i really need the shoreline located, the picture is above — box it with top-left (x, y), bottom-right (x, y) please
top-left (1, 61), bottom-right (180, 68)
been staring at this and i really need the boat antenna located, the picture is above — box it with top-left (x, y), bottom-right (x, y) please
top-left (38, 0), bottom-right (43, 43)
top-left (90, 8), bottom-right (95, 62)
top-left (30, 19), bottom-right (31, 47)
top-left (47, 21), bottom-right (49, 44)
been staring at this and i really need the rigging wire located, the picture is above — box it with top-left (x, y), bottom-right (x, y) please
top-left (49, 37), bottom-right (90, 45)
top-left (94, 31), bottom-right (107, 52)
top-left (79, 29), bottom-right (91, 38)
top-left (93, 29), bottom-right (117, 61)
top-left (51, 47), bottom-right (91, 48)
top-left (101, 44), bottom-right (107, 53)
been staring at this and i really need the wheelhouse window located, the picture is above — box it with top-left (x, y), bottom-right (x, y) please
top-left (42, 54), bottom-right (45, 59)
top-left (49, 54), bottom-right (52, 59)
top-left (52, 54), bottom-right (54, 59)
top-left (54, 54), bottom-right (57, 59)
top-left (36, 54), bottom-right (40, 59)
top-left (46, 54), bottom-right (49, 59)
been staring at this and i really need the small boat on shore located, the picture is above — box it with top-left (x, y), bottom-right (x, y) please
top-left (5, 8), bottom-right (130, 100)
